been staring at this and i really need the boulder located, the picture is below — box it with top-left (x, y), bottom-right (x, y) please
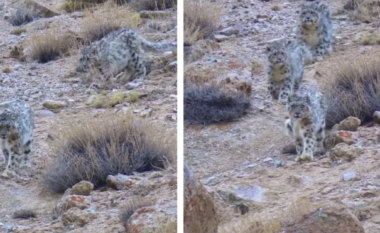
top-left (61, 207), bottom-right (96, 228)
top-left (324, 130), bottom-right (357, 149)
top-left (184, 164), bottom-right (218, 233)
top-left (24, 0), bottom-right (60, 18)
top-left (55, 195), bottom-right (91, 214)
top-left (336, 117), bottom-right (361, 131)
top-left (106, 174), bottom-right (141, 190)
top-left (329, 143), bottom-right (363, 163)
top-left (70, 181), bottom-right (94, 196)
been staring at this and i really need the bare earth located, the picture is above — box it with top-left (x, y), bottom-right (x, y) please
top-left (185, 0), bottom-right (380, 232)
top-left (0, 0), bottom-right (177, 232)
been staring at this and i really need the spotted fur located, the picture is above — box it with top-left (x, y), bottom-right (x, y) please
top-left (285, 87), bottom-right (326, 162)
top-left (298, 1), bottom-right (333, 61)
top-left (77, 28), bottom-right (177, 86)
top-left (0, 99), bottom-right (34, 177)
top-left (266, 39), bottom-right (305, 104)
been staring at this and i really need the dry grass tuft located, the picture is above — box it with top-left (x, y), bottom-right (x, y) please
top-left (13, 209), bottom-right (37, 219)
top-left (92, 91), bottom-right (141, 108)
top-left (2, 67), bottom-right (11, 73)
top-left (184, 0), bottom-right (222, 44)
top-left (44, 113), bottom-right (175, 193)
top-left (10, 28), bottom-right (26, 35)
top-left (358, 31), bottom-right (380, 45)
top-left (29, 30), bottom-right (77, 63)
top-left (80, 8), bottom-right (141, 44)
top-left (271, 5), bottom-right (281, 11)
top-left (119, 197), bottom-right (156, 227)
top-left (184, 84), bottom-right (251, 125)
top-left (60, 0), bottom-right (106, 12)
top-left (323, 54), bottom-right (380, 127)
top-left (7, 8), bottom-right (35, 26)
top-left (9, 45), bottom-right (26, 62)
top-left (345, 0), bottom-right (380, 22)
top-left (130, 0), bottom-right (177, 11)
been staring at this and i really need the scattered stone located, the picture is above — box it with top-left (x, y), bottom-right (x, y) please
top-left (283, 203), bottom-right (365, 233)
top-left (324, 130), bottom-right (357, 149)
top-left (214, 34), bottom-right (230, 42)
top-left (336, 117), bottom-right (361, 131)
top-left (274, 160), bottom-right (282, 168)
top-left (70, 181), bottom-right (94, 196)
top-left (140, 108), bottom-right (153, 118)
top-left (218, 185), bottom-right (266, 203)
top-left (373, 111), bottom-right (380, 124)
top-left (36, 109), bottom-right (54, 117)
top-left (61, 207), bottom-right (96, 228)
top-left (329, 143), bottom-right (363, 163)
top-left (24, 0), bottom-right (60, 18)
top-left (55, 195), bottom-right (91, 214)
top-left (139, 10), bottom-right (171, 19)
top-left (184, 164), bottom-right (218, 233)
top-left (42, 100), bottom-right (67, 112)
top-left (343, 172), bottom-right (356, 181)
top-left (263, 157), bottom-right (273, 162)
top-left (218, 26), bottom-right (239, 36)
top-left (106, 174), bottom-right (141, 190)
top-left (125, 206), bottom-right (176, 233)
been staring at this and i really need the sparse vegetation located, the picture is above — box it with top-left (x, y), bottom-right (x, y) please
top-left (10, 28), bottom-right (26, 35)
top-left (184, 85), bottom-right (251, 125)
top-left (119, 198), bottom-right (155, 227)
top-left (271, 5), bottom-right (281, 11)
top-left (81, 20), bottom-right (121, 44)
top-left (29, 31), bottom-right (76, 63)
top-left (2, 67), bottom-right (11, 73)
top-left (358, 31), bottom-right (380, 45)
top-left (44, 114), bottom-right (174, 193)
top-left (131, 0), bottom-right (177, 11)
top-left (60, 0), bottom-right (106, 12)
top-left (92, 91), bottom-right (141, 108)
top-left (344, 0), bottom-right (380, 22)
top-left (323, 54), bottom-right (380, 127)
top-left (7, 8), bottom-right (35, 26)
top-left (184, 0), bottom-right (222, 44)
top-left (13, 209), bottom-right (37, 219)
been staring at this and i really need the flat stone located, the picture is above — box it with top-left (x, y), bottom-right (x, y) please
top-left (214, 34), bottom-right (230, 42)
top-left (343, 172), bottom-right (356, 181)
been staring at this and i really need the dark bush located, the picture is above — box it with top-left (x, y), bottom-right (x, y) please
top-left (184, 85), bottom-right (251, 125)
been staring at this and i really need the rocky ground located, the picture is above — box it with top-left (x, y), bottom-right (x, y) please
top-left (0, 0), bottom-right (177, 232)
top-left (185, 0), bottom-right (380, 232)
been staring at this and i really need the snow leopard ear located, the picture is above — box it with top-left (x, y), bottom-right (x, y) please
top-left (305, 96), bottom-right (311, 104)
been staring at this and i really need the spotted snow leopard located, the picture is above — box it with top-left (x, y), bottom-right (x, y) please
top-left (266, 39), bottom-right (304, 104)
top-left (285, 87), bottom-right (326, 162)
top-left (76, 28), bottom-right (177, 86)
top-left (0, 99), bottom-right (34, 177)
top-left (298, 1), bottom-right (333, 61)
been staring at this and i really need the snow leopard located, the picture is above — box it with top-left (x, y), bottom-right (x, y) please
top-left (76, 28), bottom-right (177, 87)
top-left (0, 99), bottom-right (34, 177)
top-left (285, 87), bottom-right (326, 162)
top-left (266, 39), bottom-right (305, 104)
top-left (298, 1), bottom-right (333, 61)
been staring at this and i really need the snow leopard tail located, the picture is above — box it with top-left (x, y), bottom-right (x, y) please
top-left (139, 36), bottom-right (177, 53)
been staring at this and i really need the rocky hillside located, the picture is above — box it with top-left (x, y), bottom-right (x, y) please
top-left (185, 0), bottom-right (380, 232)
top-left (0, 0), bottom-right (177, 232)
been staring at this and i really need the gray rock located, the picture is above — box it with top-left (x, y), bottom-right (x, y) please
top-left (373, 111), bottom-right (380, 124)
top-left (106, 174), bottom-right (139, 190)
top-left (218, 26), bottom-right (239, 36)
top-left (343, 172), bottom-right (356, 181)
top-left (218, 185), bottom-right (266, 203)
top-left (214, 34), bottom-right (230, 42)
top-left (329, 143), bottom-right (363, 163)
top-left (36, 109), bottom-right (54, 117)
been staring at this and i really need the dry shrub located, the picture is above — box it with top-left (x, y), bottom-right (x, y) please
top-left (29, 30), bottom-right (77, 63)
top-left (130, 0), bottom-right (177, 11)
top-left (44, 114), bottom-right (175, 193)
top-left (345, 0), bottom-right (380, 22)
top-left (80, 8), bottom-right (141, 43)
top-left (60, 0), bottom-right (106, 12)
top-left (184, 0), bottom-right (222, 44)
top-left (184, 85), bottom-right (251, 125)
top-left (10, 28), bottom-right (26, 35)
top-left (13, 209), bottom-right (37, 219)
top-left (358, 31), bottom-right (380, 45)
top-left (7, 7), bottom-right (35, 26)
top-left (323, 54), bottom-right (380, 128)
top-left (119, 198), bottom-right (155, 227)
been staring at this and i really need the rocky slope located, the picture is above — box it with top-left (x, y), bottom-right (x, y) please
top-left (185, 0), bottom-right (380, 232)
top-left (0, 0), bottom-right (177, 232)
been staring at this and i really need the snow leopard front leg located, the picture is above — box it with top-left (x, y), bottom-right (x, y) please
top-left (279, 78), bottom-right (293, 105)
top-left (296, 124), bottom-right (315, 162)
